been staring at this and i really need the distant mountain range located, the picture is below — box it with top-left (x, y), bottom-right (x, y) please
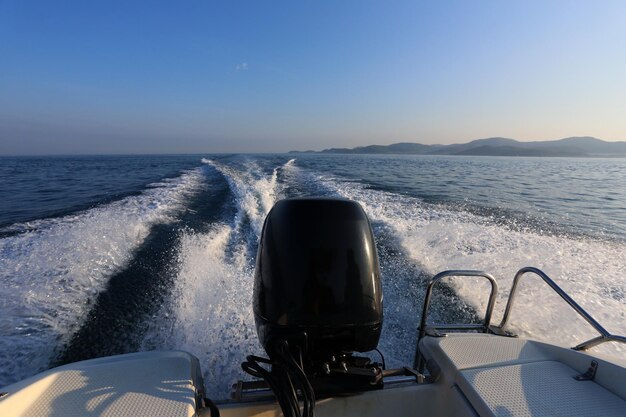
top-left (290, 137), bottom-right (626, 157)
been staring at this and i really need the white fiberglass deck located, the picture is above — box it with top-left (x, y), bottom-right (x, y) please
top-left (1, 335), bottom-right (624, 417)
top-left (419, 333), bottom-right (626, 417)
top-left (0, 351), bottom-right (202, 417)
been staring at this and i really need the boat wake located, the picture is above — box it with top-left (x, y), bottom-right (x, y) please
top-left (155, 159), bottom-right (625, 399)
top-left (314, 172), bottom-right (626, 360)
top-left (2, 156), bottom-right (623, 398)
top-left (0, 168), bottom-right (206, 386)
top-left (142, 158), bottom-right (293, 399)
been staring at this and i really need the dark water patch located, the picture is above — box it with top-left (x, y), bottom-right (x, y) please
top-left (184, 167), bottom-right (235, 234)
top-left (56, 168), bottom-right (232, 365)
top-left (601, 286), bottom-right (625, 302)
top-left (0, 155), bottom-right (204, 228)
top-left (0, 227), bottom-right (35, 239)
top-left (56, 221), bottom-right (182, 363)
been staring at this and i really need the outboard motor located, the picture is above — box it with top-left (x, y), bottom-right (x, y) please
top-left (254, 197), bottom-right (383, 357)
top-left (242, 198), bottom-right (384, 416)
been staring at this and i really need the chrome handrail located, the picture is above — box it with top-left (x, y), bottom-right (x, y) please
top-left (414, 270), bottom-right (497, 370)
top-left (495, 266), bottom-right (626, 351)
top-left (414, 266), bottom-right (626, 372)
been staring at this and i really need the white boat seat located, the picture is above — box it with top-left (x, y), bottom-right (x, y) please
top-left (419, 334), bottom-right (626, 417)
top-left (457, 360), bottom-right (626, 417)
top-left (0, 351), bottom-right (203, 417)
top-left (419, 333), bottom-right (549, 380)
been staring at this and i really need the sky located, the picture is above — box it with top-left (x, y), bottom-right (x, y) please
top-left (1, 1), bottom-right (626, 154)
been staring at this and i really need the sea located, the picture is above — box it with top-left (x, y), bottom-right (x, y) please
top-left (1, 153), bottom-right (625, 399)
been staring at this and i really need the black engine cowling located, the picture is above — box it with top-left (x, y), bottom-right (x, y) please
top-left (253, 198), bottom-right (383, 359)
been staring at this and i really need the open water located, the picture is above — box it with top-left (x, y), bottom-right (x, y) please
top-left (1, 154), bottom-right (624, 398)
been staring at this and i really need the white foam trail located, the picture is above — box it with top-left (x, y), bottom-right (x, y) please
top-left (280, 160), bottom-right (340, 197)
top-left (143, 159), bottom-right (290, 399)
top-left (202, 159), bottom-right (281, 236)
top-left (318, 176), bottom-right (626, 360)
top-left (142, 225), bottom-right (263, 399)
top-left (0, 169), bottom-right (205, 387)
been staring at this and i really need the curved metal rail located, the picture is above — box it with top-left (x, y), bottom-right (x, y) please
top-left (495, 266), bottom-right (626, 351)
top-left (414, 270), bottom-right (498, 370)
top-left (414, 267), bottom-right (626, 371)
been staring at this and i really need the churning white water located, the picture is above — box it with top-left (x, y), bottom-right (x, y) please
top-left (2, 155), bottom-right (624, 399)
top-left (0, 169), bottom-right (205, 385)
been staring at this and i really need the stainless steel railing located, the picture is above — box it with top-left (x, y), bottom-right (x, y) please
top-left (414, 270), bottom-right (498, 371)
top-left (414, 266), bottom-right (626, 370)
top-left (497, 266), bottom-right (626, 351)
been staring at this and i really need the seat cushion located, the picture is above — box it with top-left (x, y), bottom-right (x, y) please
top-left (457, 360), bottom-right (626, 417)
top-left (0, 351), bottom-right (202, 417)
top-left (420, 333), bottom-right (549, 382)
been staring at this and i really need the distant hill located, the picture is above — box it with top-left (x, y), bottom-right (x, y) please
top-left (319, 142), bottom-right (444, 154)
top-left (453, 144), bottom-right (586, 157)
top-left (291, 137), bottom-right (626, 157)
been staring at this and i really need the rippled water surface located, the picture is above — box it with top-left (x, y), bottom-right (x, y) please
top-left (1, 154), bottom-right (624, 398)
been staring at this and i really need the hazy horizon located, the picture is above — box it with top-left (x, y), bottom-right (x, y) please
top-left (1, 135), bottom-right (625, 157)
top-left (2, 1), bottom-right (626, 155)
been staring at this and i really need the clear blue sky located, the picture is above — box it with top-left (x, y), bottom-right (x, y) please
top-left (1, 1), bottom-right (625, 154)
